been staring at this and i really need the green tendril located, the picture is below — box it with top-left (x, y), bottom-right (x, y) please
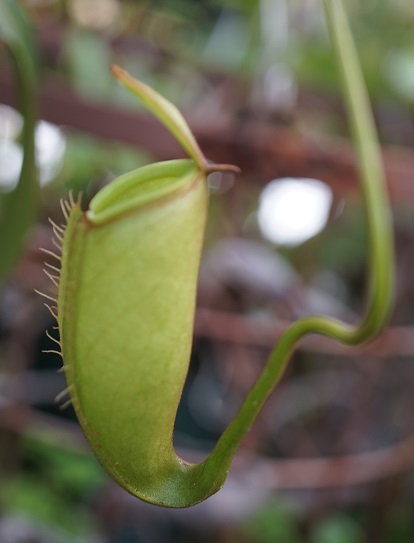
top-left (203, 0), bottom-right (395, 477)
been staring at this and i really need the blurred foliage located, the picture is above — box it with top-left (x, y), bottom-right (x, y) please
top-left (23, 437), bottom-right (105, 498)
top-left (291, 0), bottom-right (414, 102)
top-left (58, 132), bottom-right (151, 195)
top-left (310, 514), bottom-right (366, 543)
top-left (18, 0), bottom-right (414, 120)
top-left (0, 0), bottom-right (413, 541)
top-left (64, 29), bottom-right (114, 102)
top-left (0, 0), bottom-right (38, 281)
top-left (0, 437), bottom-right (104, 538)
top-left (245, 499), bottom-right (302, 543)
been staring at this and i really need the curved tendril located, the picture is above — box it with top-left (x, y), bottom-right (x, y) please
top-left (203, 0), bottom-right (395, 472)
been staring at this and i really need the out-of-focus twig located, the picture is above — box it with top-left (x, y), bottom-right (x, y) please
top-left (1, 402), bottom-right (414, 490)
top-left (194, 307), bottom-right (414, 357)
top-left (251, 433), bottom-right (414, 489)
top-left (1, 71), bottom-right (414, 201)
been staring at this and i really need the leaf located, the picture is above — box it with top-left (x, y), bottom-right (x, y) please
top-left (111, 65), bottom-right (207, 169)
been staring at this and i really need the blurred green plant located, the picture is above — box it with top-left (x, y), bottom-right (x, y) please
top-left (64, 28), bottom-right (114, 102)
top-left (0, 0), bottom-right (38, 281)
top-left (0, 435), bottom-right (105, 538)
top-left (310, 513), bottom-right (366, 543)
top-left (23, 436), bottom-right (106, 499)
top-left (292, 0), bottom-right (414, 101)
top-left (245, 499), bottom-right (302, 543)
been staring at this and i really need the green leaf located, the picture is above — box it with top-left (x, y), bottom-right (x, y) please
top-left (111, 65), bottom-right (207, 169)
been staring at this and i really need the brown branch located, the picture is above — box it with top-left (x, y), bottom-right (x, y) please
top-left (1, 402), bottom-right (414, 490)
top-left (1, 71), bottom-right (414, 201)
top-left (194, 307), bottom-right (414, 357)
top-left (252, 433), bottom-right (414, 489)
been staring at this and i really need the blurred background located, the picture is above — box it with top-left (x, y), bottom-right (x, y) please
top-left (1, 0), bottom-right (414, 541)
